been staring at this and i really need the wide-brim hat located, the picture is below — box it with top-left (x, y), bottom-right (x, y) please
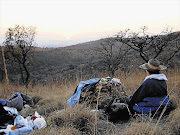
top-left (139, 59), bottom-right (167, 71)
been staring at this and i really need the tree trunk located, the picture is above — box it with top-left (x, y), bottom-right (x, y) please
top-left (22, 61), bottom-right (30, 87)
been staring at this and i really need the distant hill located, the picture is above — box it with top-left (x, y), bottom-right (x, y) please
top-left (31, 40), bottom-right (103, 84)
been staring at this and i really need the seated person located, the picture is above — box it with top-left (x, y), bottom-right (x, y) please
top-left (128, 59), bottom-right (172, 116)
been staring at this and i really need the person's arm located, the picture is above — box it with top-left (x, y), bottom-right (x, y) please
top-left (129, 80), bottom-right (150, 107)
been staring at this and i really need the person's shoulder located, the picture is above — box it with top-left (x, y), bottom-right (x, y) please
top-left (144, 78), bottom-right (164, 85)
top-left (143, 78), bottom-right (156, 85)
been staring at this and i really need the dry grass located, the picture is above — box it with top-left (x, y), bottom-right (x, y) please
top-left (117, 70), bottom-right (146, 95)
top-left (168, 107), bottom-right (180, 134)
top-left (122, 122), bottom-right (167, 135)
top-left (47, 104), bottom-right (115, 135)
top-left (48, 104), bottom-right (95, 134)
top-left (0, 69), bottom-right (180, 135)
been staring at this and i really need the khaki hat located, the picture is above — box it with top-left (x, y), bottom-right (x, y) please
top-left (139, 59), bottom-right (167, 71)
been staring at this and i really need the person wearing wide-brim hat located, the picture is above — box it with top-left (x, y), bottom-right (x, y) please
top-left (139, 58), bottom-right (167, 71)
top-left (127, 59), bottom-right (172, 116)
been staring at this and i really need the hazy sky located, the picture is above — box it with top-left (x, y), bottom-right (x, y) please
top-left (0, 0), bottom-right (180, 47)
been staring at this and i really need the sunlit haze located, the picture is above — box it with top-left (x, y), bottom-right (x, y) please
top-left (0, 0), bottom-right (180, 47)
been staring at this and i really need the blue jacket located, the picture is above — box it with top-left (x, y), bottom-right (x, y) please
top-left (128, 74), bottom-right (171, 114)
top-left (67, 78), bottom-right (100, 107)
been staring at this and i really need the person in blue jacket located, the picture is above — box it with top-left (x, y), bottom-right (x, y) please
top-left (128, 59), bottom-right (172, 116)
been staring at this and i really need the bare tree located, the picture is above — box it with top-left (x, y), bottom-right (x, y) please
top-left (3, 25), bottom-right (36, 86)
top-left (115, 26), bottom-right (180, 64)
top-left (96, 38), bottom-right (129, 76)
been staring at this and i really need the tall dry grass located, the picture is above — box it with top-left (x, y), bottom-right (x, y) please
top-left (1, 47), bottom-right (10, 98)
top-left (0, 68), bottom-right (180, 135)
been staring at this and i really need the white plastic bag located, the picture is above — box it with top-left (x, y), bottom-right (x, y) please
top-left (33, 117), bottom-right (46, 130)
top-left (33, 111), bottom-right (46, 129)
top-left (34, 111), bottom-right (40, 118)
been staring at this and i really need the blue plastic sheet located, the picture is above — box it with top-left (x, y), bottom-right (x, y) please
top-left (133, 96), bottom-right (171, 114)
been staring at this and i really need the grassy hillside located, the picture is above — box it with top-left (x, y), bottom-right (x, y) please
top-left (30, 39), bottom-right (143, 85)
top-left (31, 41), bottom-right (102, 84)
top-left (0, 69), bottom-right (179, 135)
top-left (0, 32), bottom-right (180, 85)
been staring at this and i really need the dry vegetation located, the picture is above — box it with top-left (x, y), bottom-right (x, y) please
top-left (0, 69), bottom-right (180, 135)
